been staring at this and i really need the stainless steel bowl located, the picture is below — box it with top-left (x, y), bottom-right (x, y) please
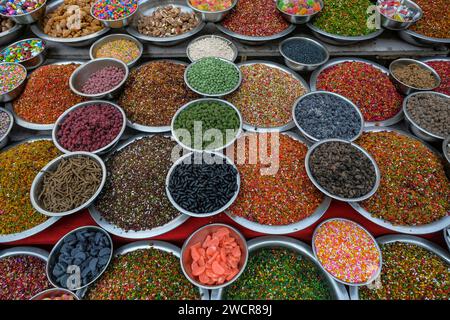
top-left (398, 29), bottom-right (450, 47)
top-left (30, 152), bottom-right (107, 217)
top-left (1, 38), bottom-right (47, 70)
top-left (310, 57), bottom-right (404, 127)
top-left (187, 0), bottom-right (237, 22)
top-left (225, 131), bottom-right (332, 235)
top-left (279, 36), bottom-right (329, 72)
top-left (376, 0), bottom-right (422, 30)
top-left (181, 223), bottom-right (248, 290)
top-left (0, 106), bottom-right (14, 149)
top-left (0, 1), bottom-right (47, 24)
top-left (0, 136), bottom-right (62, 244)
top-left (0, 22), bottom-right (25, 46)
top-left (306, 22), bottom-right (384, 45)
top-left (211, 236), bottom-right (350, 300)
top-left (0, 246), bottom-right (49, 270)
top-left (389, 58), bottom-right (441, 95)
top-left (186, 34), bottom-right (238, 62)
top-left (30, 0), bottom-right (110, 47)
top-left (91, 0), bottom-right (139, 28)
top-left (76, 240), bottom-right (210, 300)
top-left (403, 91), bottom-right (449, 143)
top-left (216, 22), bottom-right (296, 46)
top-left (350, 126), bottom-right (450, 235)
top-left (30, 288), bottom-right (79, 300)
top-left (46, 225), bottom-right (113, 291)
top-left (443, 135), bottom-right (450, 167)
top-left (89, 33), bottom-right (143, 68)
top-left (0, 62), bottom-right (27, 103)
top-left (349, 234), bottom-right (450, 300)
top-left (236, 60), bottom-right (310, 132)
top-left (305, 138), bottom-right (381, 202)
top-left (444, 227), bottom-right (450, 253)
top-left (184, 57), bottom-right (242, 97)
top-left (171, 98), bottom-right (243, 152)
top-left (126, 0), bottom-right (206, 46)
top-left (312, 218), bottom-right (382, 287)
top-left (52, 100), bottom-right (127, 155)
top-left (292, 91), bottom-right (364, 143)
top-left (166, 151), bottom-right (240, 218)
top-left (277, 0), bottom-right (323, 24)
top-left (69, 58), bottom-right (129, 100)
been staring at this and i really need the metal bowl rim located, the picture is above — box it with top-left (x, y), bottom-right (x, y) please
top-left (0, 38), bottom-right (46, 63)
top-left (0, 0), bottom-right (47, 18)
top-left (306, 22), bottom-right (384, 41)
top-left (0, 106), bottom-right (15, 144)
top-left (0, 22), bottom-right (25, 38)
top-left (279, 36), bottom-right (330, 68)
top-left (276, 0), bottom-right (324, 17)
top-left (186, 34), bottom-right (238, 63)
top-left (186, 0), bottom-right (237, 14)
top-left (30, 287), bottom-right (79, 300)
top-left (399, 29), bottom-right (450, 44)
top-left (375, 0), bottom-right (423, 24)
top-left (90, 0), bottom-right (138, 22)
top-left (389, 58), bottom-right (441, 91)
top-left (0, 246), bottom-right (49, 260)
top-left (89, 33), bottom-right (143, 67)
top-left (0, 62), bottom-right (27, 95)
top-left (216, 22), bottom-right (296, 42)
top-left (442, 135), bottom-right (450, 165)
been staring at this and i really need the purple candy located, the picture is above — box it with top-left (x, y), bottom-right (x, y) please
top-left (81, 66), bottom-right (125, 95)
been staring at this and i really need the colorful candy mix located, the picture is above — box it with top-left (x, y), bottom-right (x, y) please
top-left (188, 227), bottom-right (242, 285)
top-left (91, 0), bottom-right (138, 20)
top-left (360, 242), bottom-right (449, 300)
top-left (189, 0), bottom-right (233, 12)
top-left (227, 63), bottom-right (307, 128)
top-left (316, 61), bottom-right (403, 122)
top-left (0, 140), bottom-right (61, 235)
top-left (228, 133), bottom-right (324, 226)
top-left (13, 64), bottom-right (85, 124)
top-left (377, 0), bottom-right (419, 22)
top-left (0, 0), bottom-right (45, 16)
top-left (94, 38), bottom-right (140, 64)
top-left (358, 131), bottom-right (450, 226)
top-left (225, 248), bottom-right (331, 300)
top-left (313, 219), bottom-right (381, 284)
top-left (86, 248), bottom-right (200, 300)
top-left (409, 0), bottom-right (449, 39)
top-left (222, 0), bottom-right (290, 37)
top-left (0, 63), bottom-right (26, 94)
top-left (0, 255), bottom-right (51, 300)
top-left (277, 0), bottom-right (321, 15)
top-left (0, 39), bottom-right (44, 63)
top-left (426, 60), bottom-right (450, 95)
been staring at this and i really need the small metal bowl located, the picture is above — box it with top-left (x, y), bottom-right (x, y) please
top-left (30, 152), bottom-right (107, 217)
top-left (389, 58), bottom-right (441, 95)
top-left (180, 223), bottom-right (248, 290)
top-left (293, 91), bottom-right (364, 143)
top-left (46, 225), bottom-right (113, 291)
top-left (277, 0), bottom-right (323, 24)
top-left (69, 58), bottom-right (129, 100)
top-left (376, 0), bottom-right (422, 31)
top-left (0, 23), bottom-right (25, 46)
top-left (443, 136), bottom-right (450, 166)
top-left (0, 107), bottom-right (14, 149)
top-left (0, 62), bottom-right (27, 103)
top-left (0, 0), bottom-right (47, 24)
top-left (171, 98), bottom-right (243, 152)
top-left (403, 91), bottom-right (449, 143)
top-left (279, 36), bottom-right (329, 72)
top-left (89, 34), bottom-right (143, 68)
top-left (1, 38), bottom-right (46, 70)
top-left (186, 0), bottom-right (237, 23)
top-left (166, 151), bottom-right (240, 218)
top-left (305, 139), bottom-right (381, 202)
top-left (186, 34), bottom-right (238, 62)
top-left (52, 101), bottom-right (127, 155)
top-left (184, 57), bottom-right (242, 97)
top-left (91, 0), bottom-right (139, 28)
top-left (30, 288), bottom-right (79, 300)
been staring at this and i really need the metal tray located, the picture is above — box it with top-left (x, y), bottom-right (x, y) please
top-left (233, 61), bottom-right (310, 133)
top-left (0, 136), bottom-right (61, 243)
top-left (349, 234), bottom-right (450, 300)
top-left (306, 22), bottom-right (383, 45)
top-left (89, 134), bottom-right (189, 239)
top-left (225, 131), bottom-right (331, 235)
top-left (77, 240), bottom-right (209, 300)
top-left (211, 236), bottom-right (349, 300)
top-left (125, 0), bottom-right (206, 46)
top-left (310, 57), bottom-right (404, 127)
top-left (350, 126), bottom-right (450, 235)
top-left (398, 29), bottom-right (450, 47)
top-left (5, 61), bottom-right (85, 131)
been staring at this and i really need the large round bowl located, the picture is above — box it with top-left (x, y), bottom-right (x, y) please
top-left (0, 0), bottom-right (47, 24)
top-left (30, 0), bottom-right (110, 47)
top-left (126, 0), bottom-right (206, 46)
top-left (225, 132), bottom-right (331, 235)
top-left (310, 57), bottom-right (404, 127)
top-left (75, 240), bottom-right (210, 300)
top-left (0, 107), bottom-right (14, 149)
top-left (89, 134), bottom-right (189, 239)
top-left (399, 29), bottom-right (450, 47)
top-left (276, 0), bottom-right (323, 24)
top-left (211, 236), bottom-right (350, 300)
top-left (376, 0), bottom-right (422, 30)
top-left (0, 246), bottom-right (49, 270)
top-left (187, 0), bottom-right (237, 23)
top-left (0, 137), bottom-right (61, 243)
top-left (350, 126), bottom-right (450, 235)
top-left (306, 22), bottom-right (383, 45)
top-left (0, 22), bottom-right (25, 46)
top-left (349, 234), bottom-right (450, 300)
